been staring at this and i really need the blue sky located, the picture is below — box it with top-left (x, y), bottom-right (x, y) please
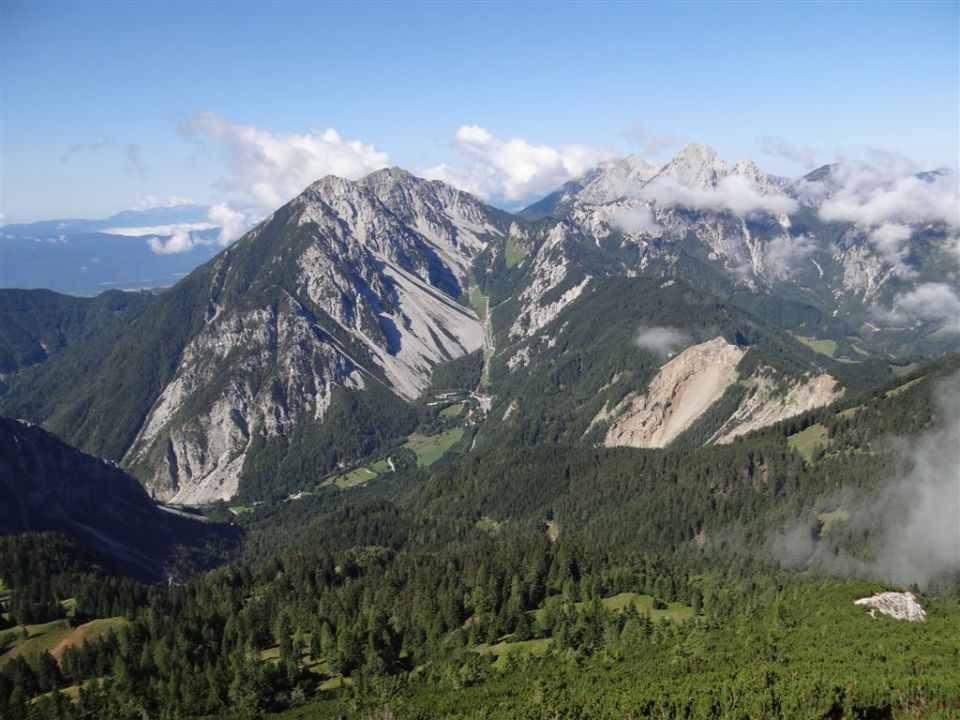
top-left (2, 1), bottom-right (958, 221)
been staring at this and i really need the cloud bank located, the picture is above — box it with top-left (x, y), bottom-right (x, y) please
top-left (183, 112), bottom-right (390, 212)
top-left (874, 282), bottom-right (960, 335)
top-left (810, 152), bottom-right (960, 265)
top-left (423, 125), bottom-right (610, 202)
top-left (638, 174), bottom-right (798, 218)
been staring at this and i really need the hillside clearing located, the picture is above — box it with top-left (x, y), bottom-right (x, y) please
top-left (404, 427), bottom-right (465, 467)
top-left (787, 422), bottom-right (830, 462)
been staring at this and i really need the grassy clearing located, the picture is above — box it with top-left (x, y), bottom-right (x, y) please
top-left (0, 616), bottom-right (129, 666)
top-left (818, 509), bottom-right (850, 535)
top-left (229, 505), bottom-right (254, 516)
top-left (596, 593), bottom-right (694, 623)
top-left (317, 675), bottom-right (352, 691)
top-left (50, 618), bottom-right (129, 660)
top-left (504, 237), bottom-right (528, 269)
top-left (787, 422), bottom-right (830, 462)
top-left (331, 466), bottom-right (377, 489)
top-left (475, 638), bottom-right (552, 669)
top-left (403, 427), bottom-right (465, 467)
top-left (368, 458), bottom-right (392, 474)
top-left (791, 334), bottom-right (837, 358)
top-left (885, 376), bottom-right (925, 398)
top-left (475, 516), bottom-right (505, 534)
top-left (525, 592), bottom-right (694, 629)
top-left (0, 620), bottom-right (72, 663)
top-left (33, 678), bottom-right (103, 704)
top-left (837, 405), bottom-right (863, 419)
top-left (890, 362), bottom-right (920, 378)
top-left (439, 402), bottom-right (464, 419)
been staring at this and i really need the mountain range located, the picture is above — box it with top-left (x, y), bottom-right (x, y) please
top-left (1, 143), bottom-right (958, 720)
top-left (1, 144), bottom-right (956, 508)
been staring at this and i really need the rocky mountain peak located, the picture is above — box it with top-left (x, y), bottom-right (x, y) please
top-left (659, 143), bottom-right (728, 187)
top-left (575, 155), bottom-right (663, 204)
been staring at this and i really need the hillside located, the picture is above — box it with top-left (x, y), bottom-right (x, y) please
top-left (0, 418), bottom-right (235, 581)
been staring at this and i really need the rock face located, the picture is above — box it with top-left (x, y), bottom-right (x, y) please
top-left (711, 371), bottom-right (844, 444)
top-left (603, 337), bottom-right (746, 448)
top-left (854, 592), bottom-right (926, 622)
top-left (598, 337), bottom-right (844, 449)
top-left (526, 143), bottom-right (957, 332)
top-left (124, 169), bottom-right (509, 504)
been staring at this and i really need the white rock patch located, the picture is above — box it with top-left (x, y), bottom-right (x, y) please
top-left (854, 592), bottom-right (926, 622)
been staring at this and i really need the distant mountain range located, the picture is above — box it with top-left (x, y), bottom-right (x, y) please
top-left (1, 204), bottom-right (224, 295)
top-left (1, 144), bottom-right (956, 508)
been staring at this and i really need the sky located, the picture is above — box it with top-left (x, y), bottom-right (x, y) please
top-left (1, 1), bottom-right (958, 222)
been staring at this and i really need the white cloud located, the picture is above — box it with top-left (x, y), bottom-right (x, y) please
top-left (814, 154), bottom-right (959, 270)
top-left (208, 203), bottom-right (255, 245)
top-left (818, 153), bottom-right (959, 229)
top-left (102, 222), bottom-right (216, 237)
top-left (758, 135), bottom-right (816, 167)
top-left (869, 223), bottom-right (913, 265)
top-left (609, 206), bottom-right (660, 236)
top-left (423, 125), bottom-right (610, 202)
top-left (766, 234), bottom-right (819, 277)
top-left (638, 174), bottom-right (798, 218)
top-left (132, 195), bottom-right (195, 210)
top-left (183, 112), bottom-right (390, 211)
top-left (624, 123), bottom-right (680, 156)
top-left (147, 228), bottom-right (206, 255)
top-left (634, 325), bottom-right (690, 357)
top-left (877, 282), bottom-right (960, 334)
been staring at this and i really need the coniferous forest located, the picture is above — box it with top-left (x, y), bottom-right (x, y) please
top-left (2, 357), bottom-right (959, 719)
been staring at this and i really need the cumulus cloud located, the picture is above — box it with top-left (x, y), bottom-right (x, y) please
top-left (610, 206), bottom-right (660, 236)
top-left (638, 174), bottom-right (798, 218)
top-left (132, 195), bottom-right (195, 210)
top-left (766, 234), bottom-right (819, 277)
top-left (821, 171), bottom-right (959, 229)
top-left (183, 112), bottom-right (390, 211)
top-left (877, 282), bottom-right (960, 334)
top-left (817, 151), bottom-right (959, 231)
top-left (634, 325), bottom-right (690, 357)
top-left (624, 122), bottom-right (680, 156)
top-left (147, 228), bottom-right (204, 255)
top-left (140, 204), bottom-right (257, 254)
top-left (208, 203), bottom-right (255, 245)
top-left (423, 125), bottom-right (611, 202)
top-left (758, 135), bottom-right (816, 167)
